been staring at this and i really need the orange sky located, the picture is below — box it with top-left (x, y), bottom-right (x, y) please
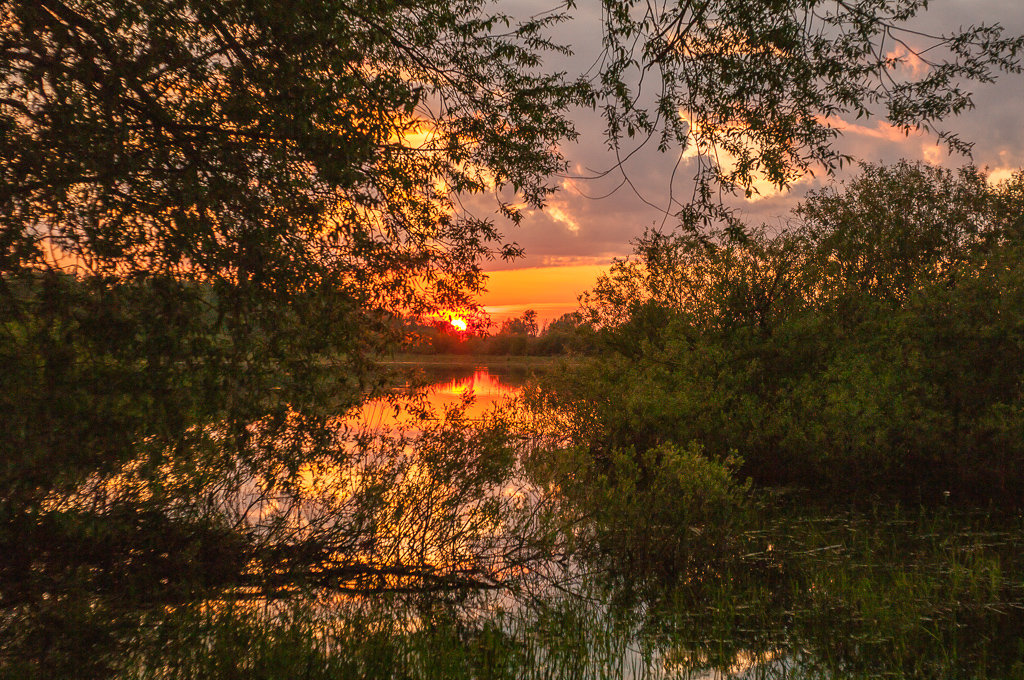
top-left (478, 263), bottom-right (608, 325)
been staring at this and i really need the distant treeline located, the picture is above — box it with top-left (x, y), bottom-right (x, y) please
top-left (403, 309), bottom-right (598, 355)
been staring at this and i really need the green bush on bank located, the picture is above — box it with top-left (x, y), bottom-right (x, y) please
top-left (543, 442), bottom-right (751, 591)
top-left (542, 162), bottom-right (1024, 505)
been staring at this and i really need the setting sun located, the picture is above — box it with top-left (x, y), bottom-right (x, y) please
top-left (450, 317), bottom-right (468, 332)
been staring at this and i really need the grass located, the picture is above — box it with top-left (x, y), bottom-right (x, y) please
top-left (107, 506), bottom-right (1024, 680)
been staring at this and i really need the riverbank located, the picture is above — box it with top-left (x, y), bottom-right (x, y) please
top-left (381, 353), bottom-right (572, 369)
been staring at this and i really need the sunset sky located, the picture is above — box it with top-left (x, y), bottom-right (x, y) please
top-left (477, 0), bottom-right (1024, 325)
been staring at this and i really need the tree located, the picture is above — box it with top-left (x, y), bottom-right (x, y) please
top-left (596, 0), bottom-right (1024, 222)
top-left (0, 0), bottom-right (583, 673)
top-left (534, 311), bottom-right (595, 354)
top-left (2, 0), bottom-right (585, 305)
top-left (562, 163), bottom-right (1024, 502)
top-left (500, 308), bottom-right (539, 337)
top-left (0, 0), bottom-right (584, 497)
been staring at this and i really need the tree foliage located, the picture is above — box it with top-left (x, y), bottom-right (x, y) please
top-left (2, 0), bottom-right (581, 298)
top-left (0, 0), bottom-right (583, 672)
top-left (1, 0), bottom-right (585, 499)
top-left (555, 162), bottom-right (1024, 503)
top-left (596, 0), bottom-right (1024, 218)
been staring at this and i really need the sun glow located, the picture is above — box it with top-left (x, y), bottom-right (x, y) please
top-left (425, 309), bottom-right (479, 333)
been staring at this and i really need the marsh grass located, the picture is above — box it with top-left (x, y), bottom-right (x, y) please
top-left (110, 506), bottom-right (1024, 680)
top-left (773, 507), bottom-right (1024, 679)
top-left (641, 505), bottom-right (1024, 679)
top-left (121, 593), bottom-right (659, 680)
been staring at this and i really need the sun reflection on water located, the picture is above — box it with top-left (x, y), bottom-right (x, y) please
top-left (356, 367), bottom-right (524, 427)
top-left (433, 368), bottom-right (522, 398)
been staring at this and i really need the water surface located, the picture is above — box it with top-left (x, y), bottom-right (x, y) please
top-left (357, 360), bottom-right (536, 426)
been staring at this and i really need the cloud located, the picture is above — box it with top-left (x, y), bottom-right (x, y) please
top-left (538, 180), bottom-right (583, 233)
top-left (987, 167), bottom-right (1018, 185)
top-left (479, 0), bottom-right (1024, 277)
top-left (922, 144), bottom-right (945, 165)
top-left (677, 111), bottom-right (810, 201)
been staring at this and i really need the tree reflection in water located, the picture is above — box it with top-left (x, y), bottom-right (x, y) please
top-left (198, 369), bottom-right (1024, 679)
top-left (13, 366), bottom-right (1024, 679)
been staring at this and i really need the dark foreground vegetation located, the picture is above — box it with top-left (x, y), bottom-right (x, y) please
top-left (4, 0), bottom-right (1024, 677)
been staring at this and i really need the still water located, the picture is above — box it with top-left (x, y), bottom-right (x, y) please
top-left (356, 361), bottom-right (530, 426)
top-left (241, 360), bottom-right (1024, 680)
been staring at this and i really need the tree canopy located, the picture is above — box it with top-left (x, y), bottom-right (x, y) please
top-left (565, 162), bottom-right (1024, 502)
top-left (0, 0), bottom-right (587, 503)
top-left (1, 0), bottom-right (583, 308)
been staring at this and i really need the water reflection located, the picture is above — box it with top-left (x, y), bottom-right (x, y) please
top-left (75, 363), bottom-right (1024, 679)
top-left (104, 361), bottom-right (1024, 679)
top-left (357, 365), bottom-right (526, 427)
top-left (424, 368), bottom-right (523, 416)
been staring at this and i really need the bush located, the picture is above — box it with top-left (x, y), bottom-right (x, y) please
top-left (546, 163), bottom-right (1024, 505)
